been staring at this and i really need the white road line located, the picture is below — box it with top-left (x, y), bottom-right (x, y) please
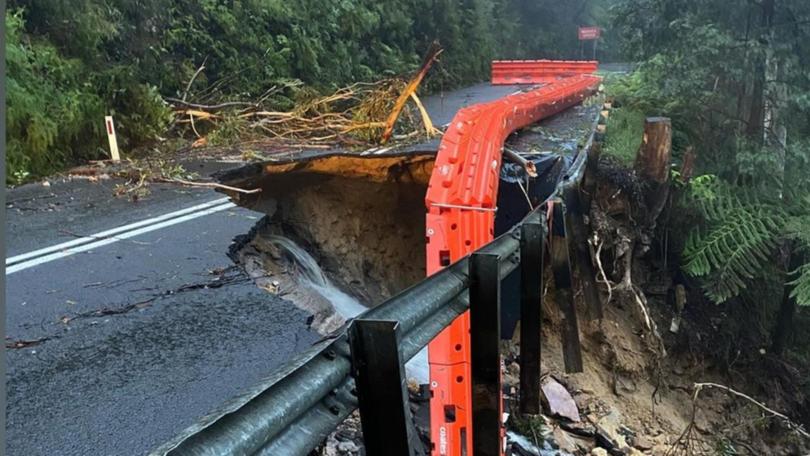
top-left (6, 201), bottom-right (236, 275)
top-left (6, 197), bottom-right (232, 266)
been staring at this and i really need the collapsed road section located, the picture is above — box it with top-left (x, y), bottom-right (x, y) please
top-left (150, 61), bottom-right (602, 456)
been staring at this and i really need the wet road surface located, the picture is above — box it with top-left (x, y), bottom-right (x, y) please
top-left (5, 183), bottom-right (318, 455)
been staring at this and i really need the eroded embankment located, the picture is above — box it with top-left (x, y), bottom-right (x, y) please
top-left (211, 93), bottom-right (810, 456)
top-left (225, 154), bottom-right (433, 333)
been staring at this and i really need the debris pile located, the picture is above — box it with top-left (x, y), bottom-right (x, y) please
top-left (167, 43), bottom-right (444, 153)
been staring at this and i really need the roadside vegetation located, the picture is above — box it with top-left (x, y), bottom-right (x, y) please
top-left (608, 0), bottom-right (810, 331)
top-left (5, 0), bottom-right (617, 184)
top-left (599, 0), bottom-right (810, 446)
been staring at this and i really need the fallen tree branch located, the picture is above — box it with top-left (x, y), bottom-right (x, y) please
top-left (182, 58), bottom-right (207, 102)
top-left (409, 92), bottom-right (441, 137)
top-left (165, 97), bottom-right (257, 111)
top-left (380, 41), bottom-right (443, 144)
top-left (694, 382), bottom-right (810, 440)
top-left (666, 381), bottom-right (810, 455)
top-left (504, 147), bottom-right (539, 178)
top-left (156, 178), bottom-right (261, 194)
top-left (6, 336), bottom-right (51, 349)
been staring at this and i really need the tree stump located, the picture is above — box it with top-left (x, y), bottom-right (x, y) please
top-left (635, 117), bottom-right (672, 226)
top-left (634, 117), bottom-right (672, 184)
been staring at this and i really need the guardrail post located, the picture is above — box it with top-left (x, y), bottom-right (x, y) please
top-left (563, 186), bottom-right (603, 320)
top-left (469, 252), bottom-right (503, 456)
top-left (348, 319), bottom-right (416, 456)
top-left (550, 203), bottom-right (584, 373)
top-left (519, 215), bottom-right (544, 415)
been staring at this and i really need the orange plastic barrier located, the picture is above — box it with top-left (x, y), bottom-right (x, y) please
top-left (425, 73), bottom-right (600, 456)
top-left (491, 59), bottom-right (598, 85)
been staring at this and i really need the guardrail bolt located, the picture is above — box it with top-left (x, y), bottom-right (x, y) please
top-left (329, 405), bottom-right (341, 415)
top-left (325, 349), bottom-right (336, 360)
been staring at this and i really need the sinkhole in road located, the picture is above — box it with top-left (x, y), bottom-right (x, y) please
top-left (226, 154), bottom-right (434, 380)
top-left (221, 103), bottom-right (598, 383)
top-left (226, 155), bottom-right (434, 378)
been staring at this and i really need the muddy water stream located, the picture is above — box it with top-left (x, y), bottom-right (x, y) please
top-left (267, 234), bottom-right (430, 383)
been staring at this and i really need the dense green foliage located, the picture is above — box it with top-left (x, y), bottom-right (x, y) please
top-left (6, 0), bottom-right (611, 183)
top-left (609, 0), bottom-right (810, 349)
top-left (680, 175), bottom-right (792, 303)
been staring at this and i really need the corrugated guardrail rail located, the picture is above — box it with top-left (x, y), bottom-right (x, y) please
top-left (151, 62), bottom-right (604, 456)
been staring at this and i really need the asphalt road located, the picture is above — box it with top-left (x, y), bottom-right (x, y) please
top-left (5, 181), bottom-right (319, 456)
top-left (4, 82), bottom-right (530, 456)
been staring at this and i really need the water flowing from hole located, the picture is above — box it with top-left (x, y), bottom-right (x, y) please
top-left (267, 235), bottom-right (429, 383)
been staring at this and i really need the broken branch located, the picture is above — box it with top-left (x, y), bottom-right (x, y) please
top-left (156, 178), bottom-right (261, 194)
top-left (380, 42), bottom-right (443, 144)
top-left (693, 382), bottom-right (810, 440)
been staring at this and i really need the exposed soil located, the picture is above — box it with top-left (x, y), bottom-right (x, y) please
top-left (528, 155), bottom-right (810, 456)
top-left (228, 154), bottom-right (432, 333)
top-left (222, 101), bottom-right (810, 455)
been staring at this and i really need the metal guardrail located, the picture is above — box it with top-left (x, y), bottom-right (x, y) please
top-left (150, 110), bottom-right (604, 455)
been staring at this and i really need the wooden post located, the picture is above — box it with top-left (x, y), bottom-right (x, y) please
top-left (634, 117), bottom-right (672, 184)
top-left (105, 116), bottom-right (121, 162)
top-left (550, 203), bottom-right (583, 373)
top-left (563, 187), bottom-right (603, 320)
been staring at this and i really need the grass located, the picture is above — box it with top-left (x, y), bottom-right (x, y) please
top-left (603, 107), bottom-right (645, 165)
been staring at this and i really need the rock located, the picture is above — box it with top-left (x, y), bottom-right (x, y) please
top-left (613, 373), bottom-right (637, 396)
top-left (335, 429), bottom-right (354, 442)
top-left (627, 448), bottom-right (645, 456)
top-left (541, 378), bottom-right (581, 422)
top-left (590, 448), bottom-right (608, 456)
top-left (694, 408), bottom-right (712, 434)
top-left (323, 444), bottom-right (339, 456)
top-left (551, 427), bottom-right (585, 454)
top-left (594, 410), bottom-right (628, 450)
top-left (559, 420), bottom-right (596, 438)
top-left (632, 434), bottom-right (653, 451)
top-left (336, 441), bottom-right (359, 453)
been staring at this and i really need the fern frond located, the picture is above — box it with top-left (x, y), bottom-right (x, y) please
top-left (683, 203), bottom-right (785, 303)
top-left (788, 263), bottom-right (810, 307)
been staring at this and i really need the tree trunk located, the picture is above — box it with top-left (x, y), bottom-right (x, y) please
top-left (771, 241), bottom-right (801, 355)
top-left (634, 117), bottom-right (672, 184)
top-left (746, 0), bottom-right (776, 141)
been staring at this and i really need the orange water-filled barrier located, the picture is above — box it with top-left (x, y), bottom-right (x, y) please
top-left (491, 59), bottom-right (598, 85)
top-left (425, 66), bottom-right (600, 456)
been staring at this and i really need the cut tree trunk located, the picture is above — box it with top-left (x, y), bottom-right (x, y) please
top-left (635, 117), bottom-right (672, 227)
top-left (634, 117), bottom-right (672, 184)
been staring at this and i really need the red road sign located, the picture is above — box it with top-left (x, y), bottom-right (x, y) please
top-left (578, 26), bottom-right (601, 40)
